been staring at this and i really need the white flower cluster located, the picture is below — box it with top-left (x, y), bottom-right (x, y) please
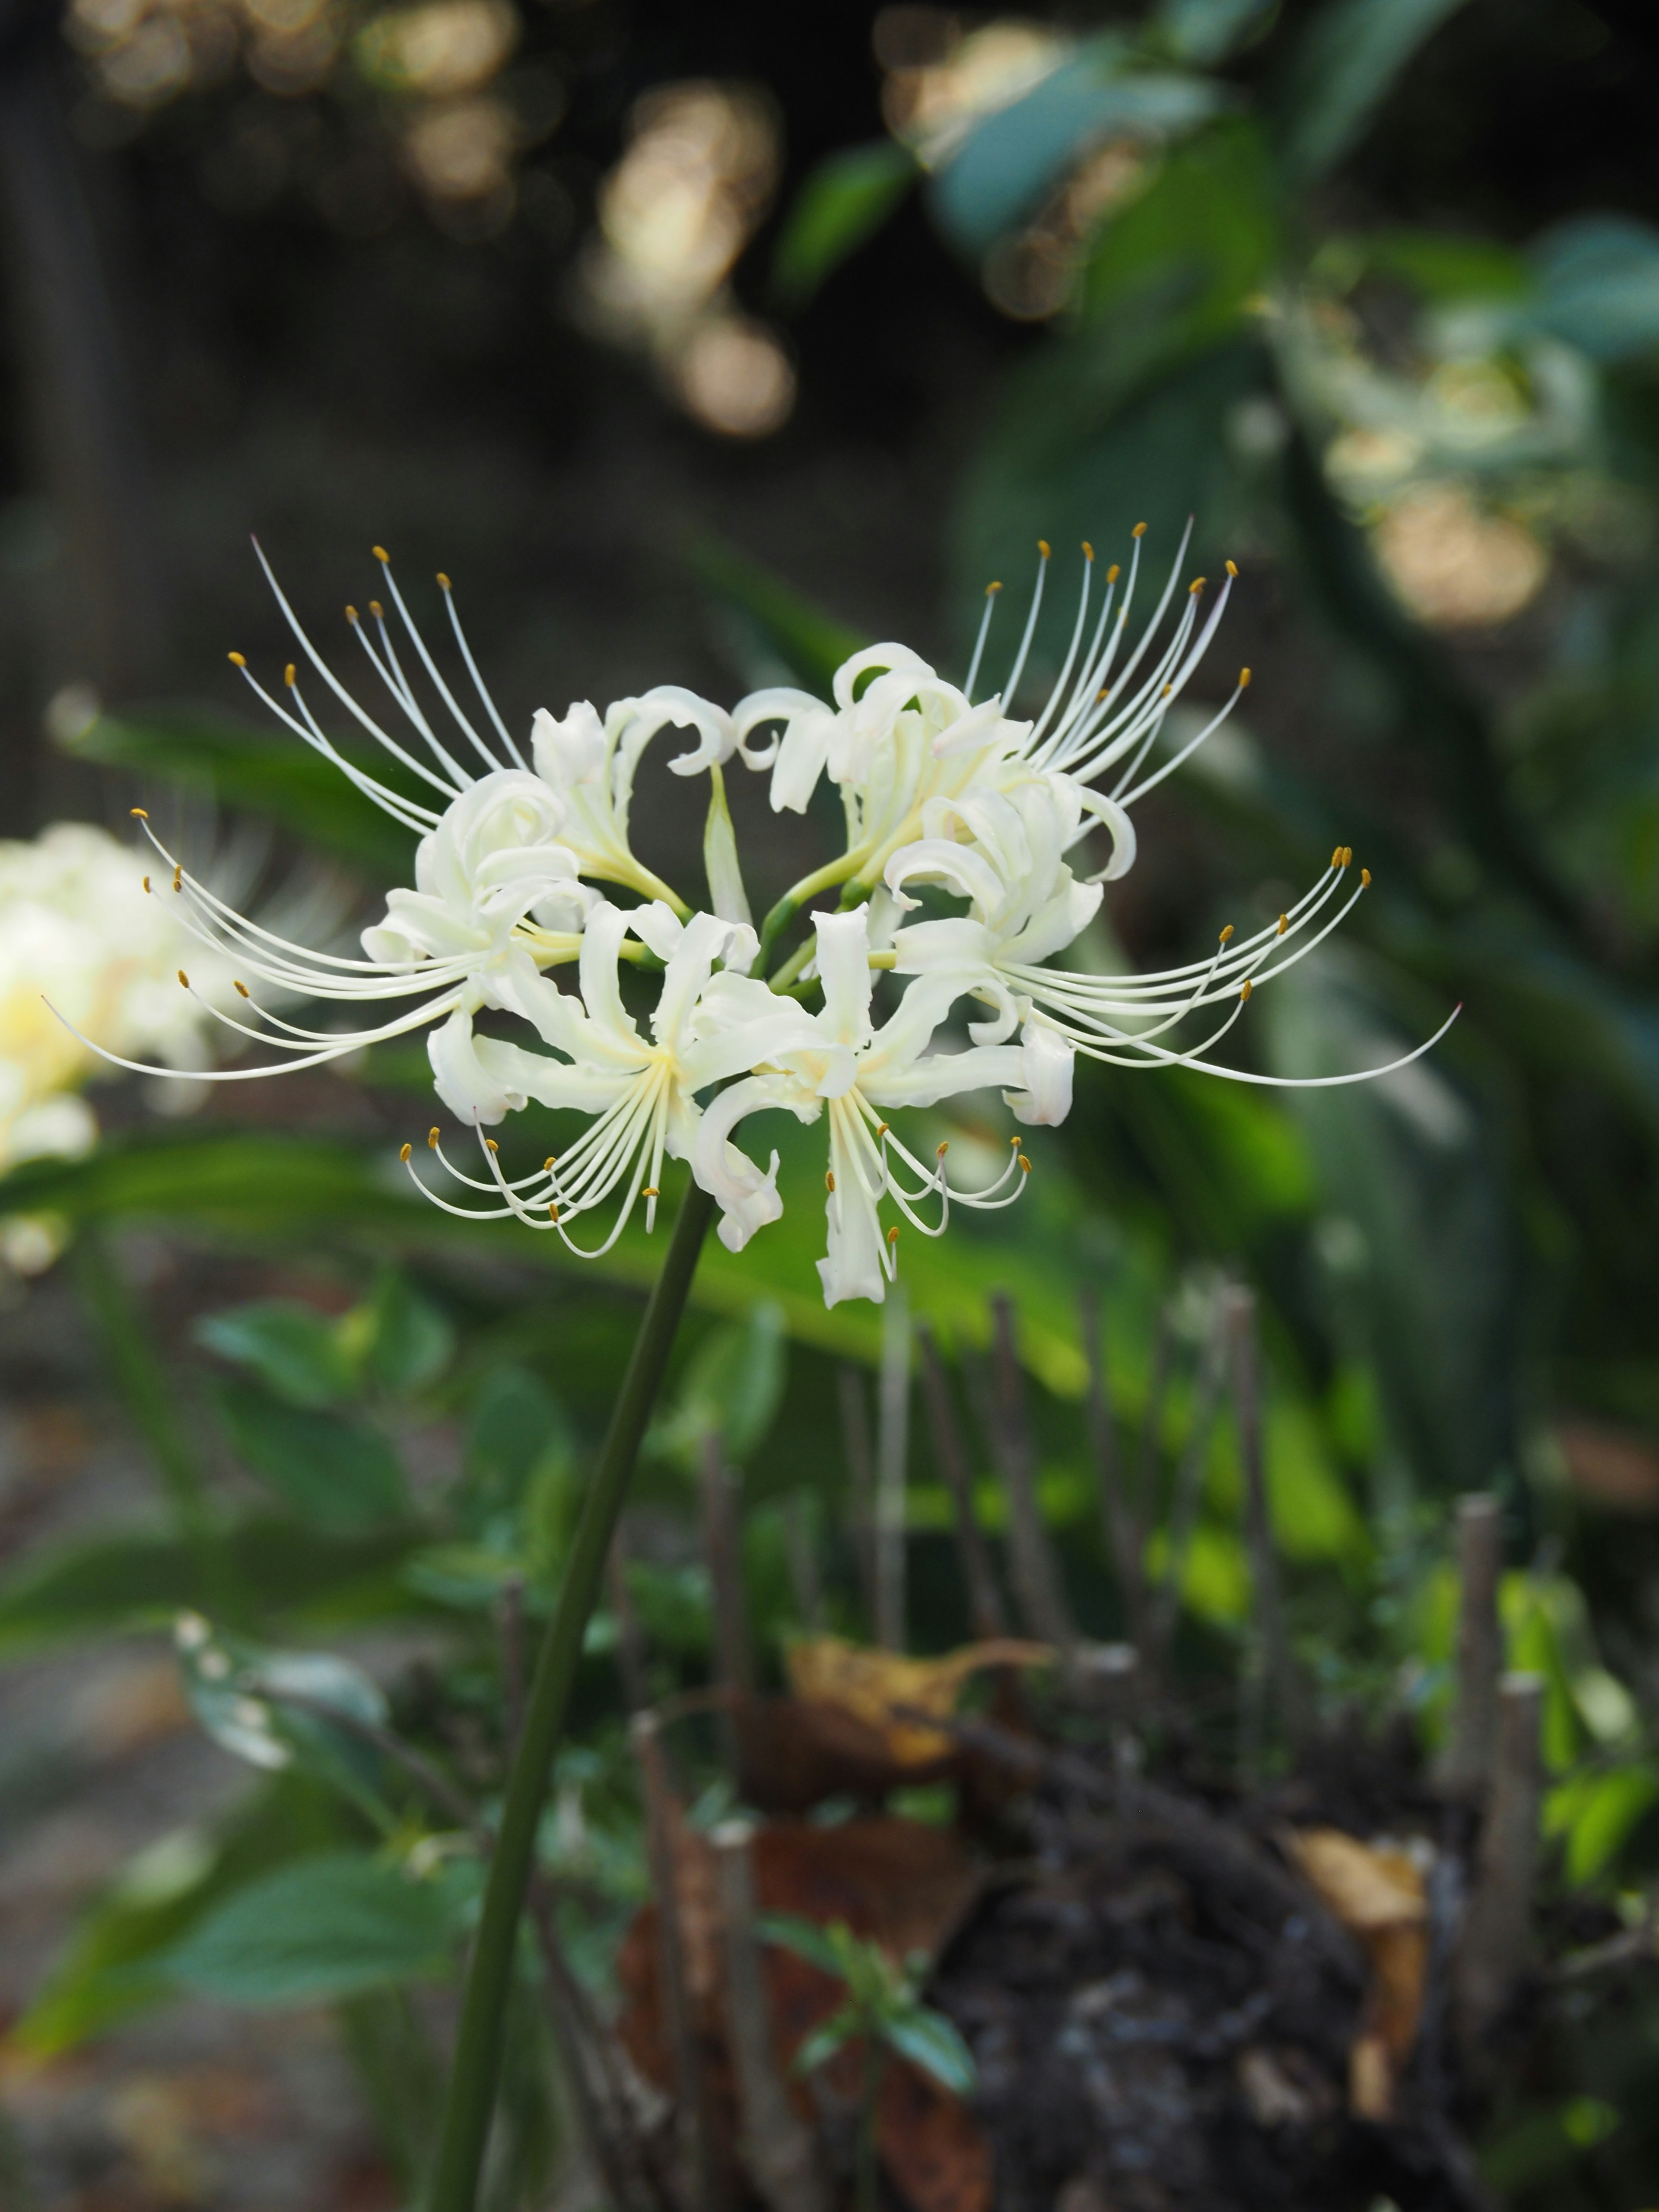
top-left (76, 528), bottom-right (1454, 1306)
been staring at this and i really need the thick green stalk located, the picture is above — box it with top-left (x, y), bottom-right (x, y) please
top-left (71, 1221), bottom-right (235, 1615)
top-left (427, 1181), bottom-right (715, 2212)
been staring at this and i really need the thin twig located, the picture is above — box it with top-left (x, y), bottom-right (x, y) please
top-left (915, 1321), bottom-right (1007, 1641)
top-left (875, 1290), bottom-right (911, 1651)
top-left (1456, 1671), bottom-right (1543, 2058)
top-left (498, 1575), bottom-right (526, 1752)
top-left (699, 1432), bottom-right (753, 1782)
top-left (838, 1365), bottom-right (879, 1635)
top-left (1435, 1495), bottom-right (1504, 1800)
top-left (1148, 1295), bottom-right (1230, 1673)
top-left (1228, 1286), bottom-right (1299, 1761)
top-left (630, 1711), bottom-right (716, 2212)
top-left (609, 1523), bottom-right (651, 1716)
top-left (989, 1295), bottom-right (1076, 1652)
top-left (1080, 1289), bottom-right (1143, 1649)
top-left (784, 1492), bottom-right (826, 1633)
top-left (711, 1821), bottom-right (830, 2212)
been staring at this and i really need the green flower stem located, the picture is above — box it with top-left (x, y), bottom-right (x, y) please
top-left (71, 1222), bottom-right (235, 1617)
top-left (426, 1179), bottom-right (715, 2212)
top-left (756, 849), bottom-right (870, 977)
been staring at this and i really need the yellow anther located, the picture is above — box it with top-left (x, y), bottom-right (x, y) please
top-left (345, 604), bottom-right (358, 623)
top-left (1361, 868), bottom-right (1372, 888)
top-left (1010, 1134), bottom-right (1021, 1147)
top-left (936, 1141), bottom-right (949, 1157)
top-left (372, 544), bottom-right (389, 562)
top-left (1189, 576), bottom-right (1205, 595)
top-left (130, 806), bottom-right (148, 819)
top-left (142, 875), bottom-right (150, 893)
top-left (436, 572), bottom-right (451, 590)
top-left (1341, 845), bottom-right (1353, 867)
top-left (1106, 563), bottom-right (1120, 583)
top-left (177, 969), bottom-right (189, 988)
top-left (1219, 924), bottom-right (1235, 944)
top-left (1082, 541), bottom-right (1094, 561)
top-left (826, 1170), bottom-right (836, 1193)
top-left (876, 1122), bottom-right (890, 1137)
top-left (234, 979), bottom-right (249, 998)
top-left (369, 600), bottom-right (384, 620)
top-left (284, 663), bottom-right (296, 688)
top-left (1037, 539), bottom-right (1051, 558)
top-left (1097, 686), bottom-right (1111, 701)
top-left (543, 1156), bottom-right (556, 1171)
top-left (1225, 559), bottom-right (1239, 578)
top-left (1277, 913), bottom-right (1288, 935)
top-left (1161, 683), bottom-right (1173, 697)
top-left (986, 581), bottom-right (1002, 596)
top-left (888, 1224), bottom-right (900, 1243)
top-left (485, 1138), bottom-right (499, 1152)
top-left (1331, 846), bottom-right (1343, 868)
top-left (1132, 521), bottom-right (1147, 538)
top-left (642, 1185), bottom-right (659, 1198)
top-left (172, 864), bottom-right (182, 891)
top-left (1240, 979), bottom-right (1253, 1002)
top-left (228, 651), bottom-right (246, 667)
top-left (1239, 667), bottom-right (1251, 688)
top-left (1018, 1155), bottom-right (1032, 1174)
top-left (400, 1142), bottom-right (412, 1163)
top-left (548, 1203), bottom-right (560, 1221)
top-left (428, 1126), bottom-right (440, 1148)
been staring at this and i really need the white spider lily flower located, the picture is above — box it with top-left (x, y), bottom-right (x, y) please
top-left (407, 900), bottom-right (827, 1253)
top-left (693, 906), bottom-right (1042, 1306)
top-left (735, 524), bottom-right (1242, 947)
top-left (529, 687), bottom-right (748, 911)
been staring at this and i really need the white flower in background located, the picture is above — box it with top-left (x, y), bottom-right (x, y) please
top-left (51, 526), bottom-right (1457, 1306)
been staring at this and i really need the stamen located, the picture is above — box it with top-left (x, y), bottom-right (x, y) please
top-left (285, 664), bottom-right (296, 688)
top-left (428, 1127), bottom-right (440, 1148)
top-left (1219, 925), bottom-right (1234, 943)
top-left (130, 807), bottom-right (148, 820)
top-left (1226, 559), bottom-right (1239, 578)
top-left (642, 1186), bottom-right (659, 1198)
top-left (142, 877), bottom-right (150, 893)
top-left (228, 652), bottom-right (245, 668)
top-left (1278, 914), bottom-right (1288, 934)
top-left (485, 1138), bottom-right (499, 1153)
top-left (373, 545), bottom-right (390, 562)
top-left (1330, 846), bottom-right (1343, 868)
top-left (1132, 522), bottom-right (1147, 538)
top-left (1019, 1156), bottom-right (1031, 1174)
top-left (234, 980), bottom-right (249, 997)
top-left (346, 606), bottom-right (358, 623)
top-left (172, 865), bottom-right (182, 891)
top-left (1241, 979), bottom-right (1252, 1001)
top-left (178, 969), bottom-right (189, 987)
top-left (1082, 542), bottom-right (1093, 561)
top-left (1239, 667), bottom-right (1251, 687)
top-left (436, 572), bottom-right (450, 589)
top-left (1361, 868), bottom-right (1372, 887)
top-left (1189, 577), bottom-right (1205, 595)
top-left (1106, 564), bottom-right (1120, 583)
top-left (826, 1170), bottom-right (836, 1192)
top-left (400, 1143), bottom-right (412, 1162)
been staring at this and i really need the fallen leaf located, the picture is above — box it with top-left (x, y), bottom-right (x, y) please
top-left (784, 1637), bottom-right (1053, 1765)
top-left (1284, 1827), bottom-right (1430, 2120)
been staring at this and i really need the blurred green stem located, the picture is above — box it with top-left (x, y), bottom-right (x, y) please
top-left (427, 1180), bottom-right (715, 2212)
top-left (70, 1222), bottom-right (233, 1615)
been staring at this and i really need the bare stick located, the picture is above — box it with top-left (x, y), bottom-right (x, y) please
top-left (1456, 1671), bottom-right (1543, 2056)
top-left (630, 1711), bottom-right (715, 2212)
top-left (1148, 1297), bottom-right (1230, 1673)
top-left (1436, 1496), bottom-right (1504, 1800)
top-left (1081, 1290), bottom-right (1144, 1649)
top-left (989, 1296), bottom-right (1077, 1651)
top-left (609, 1525), bottom-right (651, 1716)
top-left (837, 1365), bottom-right (879, 1634)
top-left (711, 1821), bottom-right (831, 2212)
top-left (916, 1320), bottom-right (1008, 1641)
top-left (783, 1492), bottom-right (826, 1633)
top-left (699, 1433), bottom-right (753, 1782)
top-left (875, 1290), bottom-right (911, 1651)
top-left (1228, 1287), bottom-right (1299, 1756)
top-left (1131, 1307), bottom-right (1176, 1567)
top-left (498, 1575), bottom-right (526, 1752)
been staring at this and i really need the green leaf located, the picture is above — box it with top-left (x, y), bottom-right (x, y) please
top-left (464, 1366), bottom-right (572, 1526)
top-left (162, 1852), bottom-right (461, 2006)
top-left (772, 140), bottom-right (916, 308)
top-left (1547, 1763), bottom-right (1659, 1886)
top-left (58, 706), bottom-right (421, 878)
top-left (1360, 226), bottom-right (1529, 303)
top-left (760, 1911), bottom-right (848, 1979)
top-left (884, 2006), bottom-right (976, 2096)
top-left (1078, 117), bottom-right (1277, 336)
top-left (13, 1770), bottom-right (360, 2055)
top-left (931, 38), bottom-right (1225, 258)
top-left (1275, 0), bottom-right (1473, 185)
top-left (792, 2009), bottom-right (861, 2079)
top-left (0, 1517), bottom-right (420, 1656)
top-left (360, 1267), bottom-right (455, 1394)
top-left (652, 1303), bottom-right (785, 1467)
top-left (195, 1299), bottom-right (357, 1409)
top-left (1150, 0), bottom-right (1277, 67)
top-left (213, 1380), bottom-right (409, 1529)
top-left (1522, 216), bottom-right (1659, 365)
